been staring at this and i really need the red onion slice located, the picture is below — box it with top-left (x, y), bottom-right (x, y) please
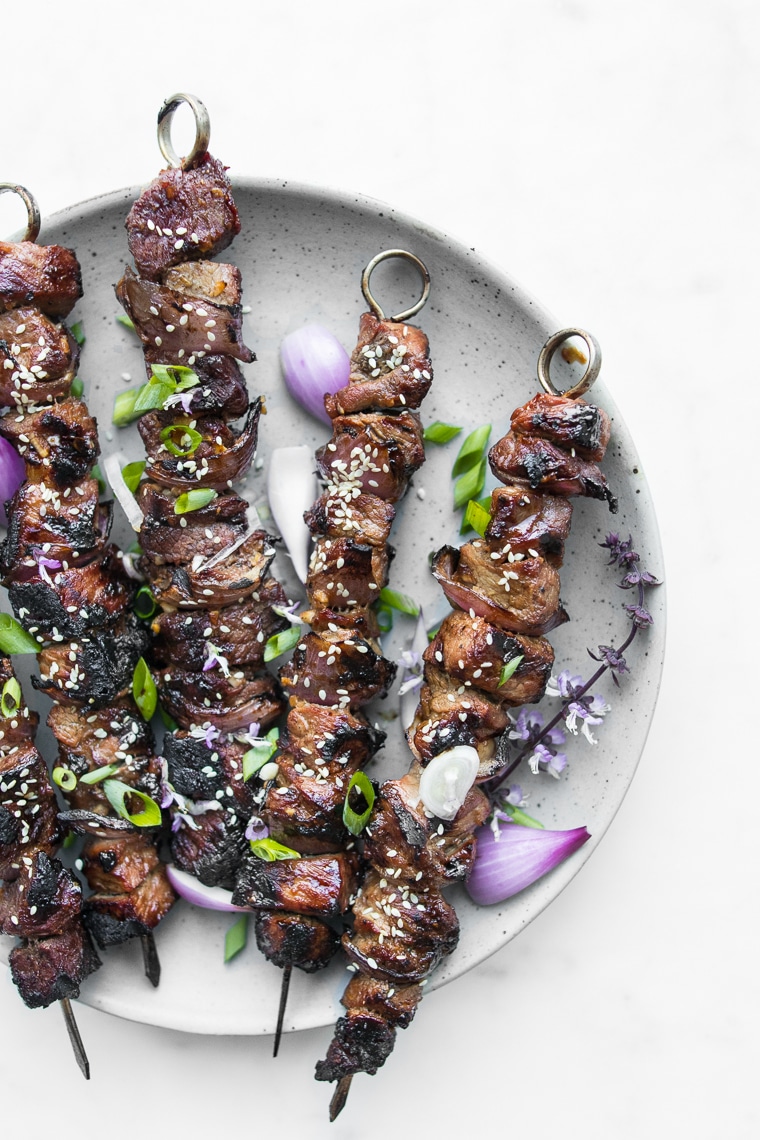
top-left (0, 436), bottom-right (26, 526)
top-left (166, 863), bottom-right (249, 913)
top-left (466, 821), bottom-right (591, 905)
top-left (280, 324), bottom-right (349, 425)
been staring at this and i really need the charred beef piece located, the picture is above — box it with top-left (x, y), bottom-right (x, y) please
top-left (1, 477), bottom-right (112, 571)
top-left (485, 485), bottom-right (573, 567)
top-left (510, 392), bottom-right (611, 462)
top-left (143, 528), bottom-right (277, 609)
top-left (142, 351), bottom-right (249, 419)
top-left (0, 746), bottom-right (60, 881)
top-left (233, 850), bottom-right (360, 917)
top-left (161, 259), bottom-right (242, 305)
top-left (253, 910), bottom-right (339, 973)
top-left (137, 479), bottom-right (247, 563)
top-left (307, 536), bottom-right (391, 611)
top-left (325, 314), bottom-right (432, 416)
top-left (85, 866), bottom-right (176, 946)
top-left (0, 240), bottom-right (82, 317)
top-left (126, 153), bottom-right (241, 281)
top-left (137, 400), bottom-right (260, 490)
top-left (315, 1011), bottom-right (397, 1083)
top-left (280, 631), bottom-right (396, 709)
top-left (408, 664), bottom-right (511, 771)
top-left (304, 490), bottom-right (395, 548)
top-left (0, 308), bottom-right (79, 408)
top-left (0, 851), bottom-right (82, 938)
top-left (157, 662), bottom-right (282, 732)
top-left (8, 920), bottom-right (100, 1008)
top-left (171, 807), bottom-right (249, 890)
top-left (0, 399), bottom-right (98, 487)
top-left (316, 411), bottom-right (425, 504)
top-left (116, 265), bottom-right (253, 365)
top-left (35, 614), bottom-right (149, 706)
top-left (150, 578), bottom-right (289, 671)
top-left (489, 431), bottom-right (617, 510)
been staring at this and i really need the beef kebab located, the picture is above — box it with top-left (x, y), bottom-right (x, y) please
top-left (230, 250), bottom-right (434, 1052)
top-left (314, 328), bottom-right (616, 1118)
top-left (0, 182), bottom-right (177, 992)
top-left (112, 95), bottom-right (291, 908)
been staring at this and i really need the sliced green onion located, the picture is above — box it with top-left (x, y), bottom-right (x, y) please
top-left (0, 677), bottom-right (22, 718)
top-left (52, 766), bottom-right (77, 792)
top-left (132, 657), bottom-right (157, 721)
top-left (424, 421), bottom-right (462, 445)
top-left (150, 363), bottom-right (199, 391)
top-left (427, 620), bottom-right (441, 643)
top-left (116, 313), bottom-right (135, 331)
top-left (70, 322), bottom-right (85, 346)
top-left (224, 913), bottom-right (249, 962)
top-left (159, 705), bottom-right (179, 732)
top-left (0, 613), bottom-right (40, 655)
top-left (378, 587), bottom-right (419, 616)
top-left (454, 457), bottom-right (486, 510)
top-left (79, 763), bottom-right (120, 786)
top-left (498, 802), bottom-right (545, 829)
top-left (113, 389), bottom-right (138, 427)
top-left (462, 498), bottom-right (492, 537)
top-left (103, 778), bottom-right (162, 827)
top-left (249, 838), bottom-right (301, 862)
top-left (376, 606), bottom-right (394, 634)
top-left (242, 728), bottom-right (280, 781)
top-left (452, 424), bottom-right (491, 477)
top-left (122, 460), bottom-right (146, 493)
top-left (160, 424), bottom-right (203, 457)
top-left (132, 375), bottom-right (176, 417)
top-left (263, 625), bottom-right (301, 663)
top-left (174, 489), bottom-right (218, 515)
top-left (91, 463), bottom-right (106, 494)
top-left (62, 831), bottom-right (77, 849)
top-left (127, 541), bottom-right (143, 555)
top-left (342, 770), bottom-right (376, 836)
top-left (133, 586), bottom-right (158, 621)
top-left (70, 376), bottom-right (84, 398)
top-left (498, 655), bottom-right (524, 686)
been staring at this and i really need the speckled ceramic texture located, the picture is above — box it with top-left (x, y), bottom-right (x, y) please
top-left (1, 179), bottom-right (665, 1036)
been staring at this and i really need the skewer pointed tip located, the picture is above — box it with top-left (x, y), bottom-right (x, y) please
top-left (141, 931), bottom-right (161, 987)
top-left (273, 963), bottom-right (292, 1057)
top-left (329, 1075), bottom-right (353, 1121)
top-left (60, 997), bottom-right (90, 1080)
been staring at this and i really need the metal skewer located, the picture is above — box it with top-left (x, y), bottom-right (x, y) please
top-left (60, 998), bottom-right (91, 1080)
top-left (329, 1075), bottom-right (353, 1121)
top-left (272, 964), bottom-right (292, 1057)
top-left (141, 931), bottom-right (161, 987)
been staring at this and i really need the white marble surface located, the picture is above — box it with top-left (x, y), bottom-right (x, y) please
top-left (2, 2), bottom-right (756, 1137)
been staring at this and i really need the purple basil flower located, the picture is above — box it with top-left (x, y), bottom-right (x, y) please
top-left (32, 548), bottom-right (62, 587)
top-left (509, 708), bottom-right (545, 744)
top-left (202, 642), bottom-right (230, 677)
top-left (245, 815), bottom-right (269, 841)
top-left (590, 644), bottom-right (630, 678)
top-left (625, 603), bottom-right (654, 629)
top-left (529, 742), bottom-right (568, 779)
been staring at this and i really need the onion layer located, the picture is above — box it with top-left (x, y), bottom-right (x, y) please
top-left (0, 436), bottom-right (26, 526)
top-left (166, 863), bottom-right (249, 913)
top-left (466, 821), bottom-right (591, 905)
top-left (267, 445), bottom-right (316, 583)
top-left (280, 324), bottom-right (349, 424)
top-left (419, 745), bottom-right (480, 820)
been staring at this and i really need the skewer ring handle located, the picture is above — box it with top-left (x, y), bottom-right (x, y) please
top-left (0, 183), bottom-right (41, 243)
top-left (157, 93), bottom-right (211, 171)
top-left (361, 249), bottom-right (431, 322)
top-left (537, 327), bottom-right (602, 399)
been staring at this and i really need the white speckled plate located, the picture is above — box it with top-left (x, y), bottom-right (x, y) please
top-left (1, 178), bottom-right (665, 1036)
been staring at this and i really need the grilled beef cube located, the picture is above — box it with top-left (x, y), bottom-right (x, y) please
top-left (83, 834), bottom-right (160, 894)
top-left (301, 604), bottom-right (382, 641)
top-left (0, 656), bottom-right (39, 746)
top-left (0, 747), bottom-right (60, 879)
top-left (325, 313), bottom-right (432, 416)
top-left (8, 547), bottom-right (135, 641)
top-left (253, 910), bottom-right (339, 972)
top-left (164, 731), bottom-right (254, 812)
top-left (9, 919), bottom-right (100, 1008)
top-left (316, 411), bottom-right (424, 503)
top-left (143, 529), bottom-right (277, 609)
top-left (126, 154), bottom-right (241, 281)
top-left (233, 850), bottom-right (359, 917)
top-left (510, 392), bottom-right (611, 462)
top-left (485, 486), bottom-right (573, 567)
top-left (35, 615), bottom-right (149, 706)
top-left (342, 868), bottom-right (459, 984)
top-left (315, 1010), bottom-right (397, 1082)
top-left (280, 631), bottom-right (396, 709)
top-left (171, 807), bottom-right (248, 889)
top-left (409, 665), bottom-right (511, 772)
top-left (283, 702), bottom-right (384, 769)
top-left (341, 973), bottom-right (423, 1029)
top-left (143, 351), bottom-right (249, 418)
top-left (151, 580), bottom-right (289, 671)
top-left (0, 308), bottom-right (79, 408)
top-left (307, 536), bottom-right (390, 611)
top-left (425, 611), bottom-right (554, 705)
top-left (432, 543), bottom-right (568, 637)
top-left (1, 478), bottom-right (111, 571)
top-left (85, 864), bottom-right (175, 943)
top-left (304, 490), bottom-right (395, 548)
top-left (0, 852), bottom-right (82, 938)
top-left (158, 662), bottom-right (283, 732)
top-left (364, 772), bottom-right (490, 885)
top-left (161, 259), bottom-right (242, 305)
top-left (0, 240), bottom-right (82, 317)
top-left (48, 699), bottom-right (155, 777)
top-left (138, 401), bottom-right (260, 490)
top-left (489, 431), bottom-right (617, 510)
top-left (116, 265), bottom-right (253, 364)
top-left (137, 479), bottom-right (248, 563)
top-left (0, 399), bottom-right (98, 487)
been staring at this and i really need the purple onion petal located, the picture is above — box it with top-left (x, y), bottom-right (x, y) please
top-left (466, 821), bottom-right (591, 905)
top-left (0, 436), bottom-right (25, 526)
top-left (280, 324), bottom-right (350, 424)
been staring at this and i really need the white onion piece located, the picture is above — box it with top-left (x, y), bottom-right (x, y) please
top-left (419, 746), bottom-right (480, 821)
top-left (466, 823), bottom-right (591, 906)
top-left (399, 610), bottom-right (429, 732)
top-left (166, 863), bottom-right (249, 913)
top-left (103, 454), bottom-right (143, 532)
top-left (267, 445), bottom-right (316, 583)
top-left (280, 324), bottom-right (350, 424)
top-left (0, 436), bottom-right (25, 526)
